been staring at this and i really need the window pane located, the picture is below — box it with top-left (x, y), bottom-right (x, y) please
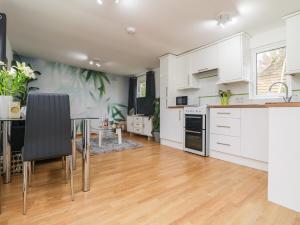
top-left (256, 47), bottom-right (286, 96)
top-left (137, 75), bottom-right (146, 98)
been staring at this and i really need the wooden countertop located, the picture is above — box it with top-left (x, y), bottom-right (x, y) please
top-left (208, 104), bottom-right (267, 108)
top-left (208, 102), bottom-right (300, 108)
top-left (168, 105), bottom-right (196, 109)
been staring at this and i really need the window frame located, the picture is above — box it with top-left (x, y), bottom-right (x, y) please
top-left (250, 41), bottom-right (291, 100)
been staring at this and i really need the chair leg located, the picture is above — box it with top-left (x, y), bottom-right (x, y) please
top-left (62, 156), bottom-right (65, 169)
top-left (28, 161), bottom-right (32, 187)
top-left (32, 161), bottom-right (35, 174)
top-left (72, 140), bottom-right (77, 170)
top-left (67, 155), bottom-right (74, 201)
top-left (23, 162), bottom-right (28, 215)
top-left (65, 156), bottom-right (69, 184)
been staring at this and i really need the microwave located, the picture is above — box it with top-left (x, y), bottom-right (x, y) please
top-left (176, 96), bottom-right (188, 105)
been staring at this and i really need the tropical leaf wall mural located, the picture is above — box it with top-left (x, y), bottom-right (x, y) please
top-left (14, 55), bottom-right (129, 132)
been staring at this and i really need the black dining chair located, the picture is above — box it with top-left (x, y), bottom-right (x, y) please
top-left (22, 93), bottom-right (74, 215)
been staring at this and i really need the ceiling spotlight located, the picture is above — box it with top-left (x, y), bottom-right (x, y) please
top-left (126, 26), bottom-right (136, 35)
top-left (115, 0), bottom-right (120, 3)
top-left (95, 63), bottom-right (101, 67)
top-left (216, 12), bottom-right (237, 28)
top-left (97, 0), bottom-right (103, 5)
top-left (89, 60), bottom-right (94, 65)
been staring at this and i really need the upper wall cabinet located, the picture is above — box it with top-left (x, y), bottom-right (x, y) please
top-left (190, 45), bottom-right (218, 74)
top-left (176, 55), bottom-right (199, 90)
top-left (217, 33), bottom-right (250, 84)
top-left (284, 12), bottom-right (300, 75)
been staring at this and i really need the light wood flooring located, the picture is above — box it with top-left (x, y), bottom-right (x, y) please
top-left (0, 134), bottom-right (299, 225)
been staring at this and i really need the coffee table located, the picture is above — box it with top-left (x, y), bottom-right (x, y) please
top-left (97, 127), bottom-right (122, 147)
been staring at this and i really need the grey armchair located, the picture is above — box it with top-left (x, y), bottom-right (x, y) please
top-left (22, 93), bottom-right (74, 215)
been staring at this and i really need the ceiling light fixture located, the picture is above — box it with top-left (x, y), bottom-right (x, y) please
top-left (216, 12), bottom-right (237, 28)
top-left (115, 0), bottom-right (120, 4)
top-left (89, 58), bottom-right (101, 68)
top-left (126, 26), bottom-right (136, 35)
top-left (97, 0), bottom-right (103, 5)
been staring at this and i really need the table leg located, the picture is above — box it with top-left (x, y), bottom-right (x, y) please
top-left (116, 128), bottom-right (122, 144)
top-left (2, 121), bottom-right (11, 184)
top-left (82, 119), bottom-right (90, 192)
top-left (98, 130), bottom-right (102, 147)
top-left (72, 120), bottom-right (77, 169)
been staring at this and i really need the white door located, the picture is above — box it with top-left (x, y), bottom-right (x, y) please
top-left (127, 116), bottom-right (134, 133)
top-left (218, 35), bottom-right (242, 82)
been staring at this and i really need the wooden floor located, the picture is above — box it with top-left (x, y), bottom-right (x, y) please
top-left (0, 134), bottom-right (299, 225)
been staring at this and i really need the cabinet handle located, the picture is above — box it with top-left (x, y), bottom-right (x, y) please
top-left (217, 112), bottom-right (231, 115)
top-left (165, 87), bottom-right (168, 97)
top-left (198, 68), bottom-right (209, 72)
top-left (179, 111), bottom-right (181, 120)
top-left (217, 125), bottom-right (231, 128)
top-left (217, 142), bottom-right (231, 146)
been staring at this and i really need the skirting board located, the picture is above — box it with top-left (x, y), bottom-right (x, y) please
top-left (210, 150), bottom-right (268, 171)
top-left (160, 139), bottom-right (183, 151)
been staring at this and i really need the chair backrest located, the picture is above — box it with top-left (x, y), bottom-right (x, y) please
top-left (23, 93), bottom-right (72, 161)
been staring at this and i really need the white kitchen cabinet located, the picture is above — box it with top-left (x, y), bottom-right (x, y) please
top-left (217, 33), bottom-right (250, 84)
top-left (241, 108), bottom-right (268, 162)
top-left (285, 12), bottom-right (300, 74)
top-left (209, 107), bottom-right (268, 171)
top-left (176, 55), bottom-right (199, 90)
top-left (160, 55), bottom-right (184, 149)
top-left (190, 45), bottom-right (218, 74)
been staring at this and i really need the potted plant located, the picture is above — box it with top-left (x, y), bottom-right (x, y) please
top-left (0, 61), bottom-right (36, 118)
top-left (152, 98), bottom-right (160, 143)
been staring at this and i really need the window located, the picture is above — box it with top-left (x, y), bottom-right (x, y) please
top-left (137, 75), bottom-right (146, 98)
top-left (252, 43), bottom-right (288, 98)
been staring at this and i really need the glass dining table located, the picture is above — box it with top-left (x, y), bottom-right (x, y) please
top-left (0, 117), bottom-right (98, 192)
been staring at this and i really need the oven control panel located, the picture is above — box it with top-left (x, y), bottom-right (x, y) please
top-left (184, 106), bottom-right (207, 115)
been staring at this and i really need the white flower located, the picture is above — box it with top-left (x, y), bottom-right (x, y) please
top-left (9, 68), bottom-right (17, 77)
top-left (24, 66), bottom-right (36, 79)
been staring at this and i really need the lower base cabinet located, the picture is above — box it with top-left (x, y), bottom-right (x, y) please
top-left (209, 108), bottom-right (268, 171)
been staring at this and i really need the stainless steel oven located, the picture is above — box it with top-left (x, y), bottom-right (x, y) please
top-left (184, 106), bottom-right (208, 156)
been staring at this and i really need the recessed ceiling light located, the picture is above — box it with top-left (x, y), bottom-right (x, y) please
top-left (97, 0), bottom-right (103, 5)
top-left (89, 60), bottom-right (94, 65)
top-left (126, 26), bottom-right (136, 35)
top-left (95, 63), bottom-right (101, 67)
top-left (115, 0), bottom-right (120, 4)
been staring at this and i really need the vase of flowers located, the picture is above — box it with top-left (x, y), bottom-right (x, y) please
top-left (219, 90), bottom-right (232, 106)
top-left (0, 61), bottom-right (36, 118)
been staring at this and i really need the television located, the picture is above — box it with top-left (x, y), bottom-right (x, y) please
top-left (0, 13), bottom-right (7, 63)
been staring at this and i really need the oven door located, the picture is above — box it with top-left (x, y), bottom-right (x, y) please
top-left (185, 114), bottom-right (205, 132)
top-left (185, 130), bottom-right (206, 154)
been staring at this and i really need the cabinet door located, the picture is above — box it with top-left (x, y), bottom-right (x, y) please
top-left (127, 116), bottom-right (134, 132)
top-left (190, 45), bottom-right (218, 74)
top-left (143, 117), bottom-right (153, 137)
top-left (218, 35), bottom-right (242, 82)
top-left (160, 108), bottom-right (183, 143)
top-left (286, 14), bottom-right (300, 74)
top-left (176, 55), bottom-right (189, 88)
top-left (241, 108), bottom-right (268, 162)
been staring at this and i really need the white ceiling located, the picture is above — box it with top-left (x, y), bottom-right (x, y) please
top-left (0, 0), bottom-right (300, 76)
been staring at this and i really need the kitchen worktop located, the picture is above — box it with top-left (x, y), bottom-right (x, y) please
top-left (208, 102), bottom-right (300, 108)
